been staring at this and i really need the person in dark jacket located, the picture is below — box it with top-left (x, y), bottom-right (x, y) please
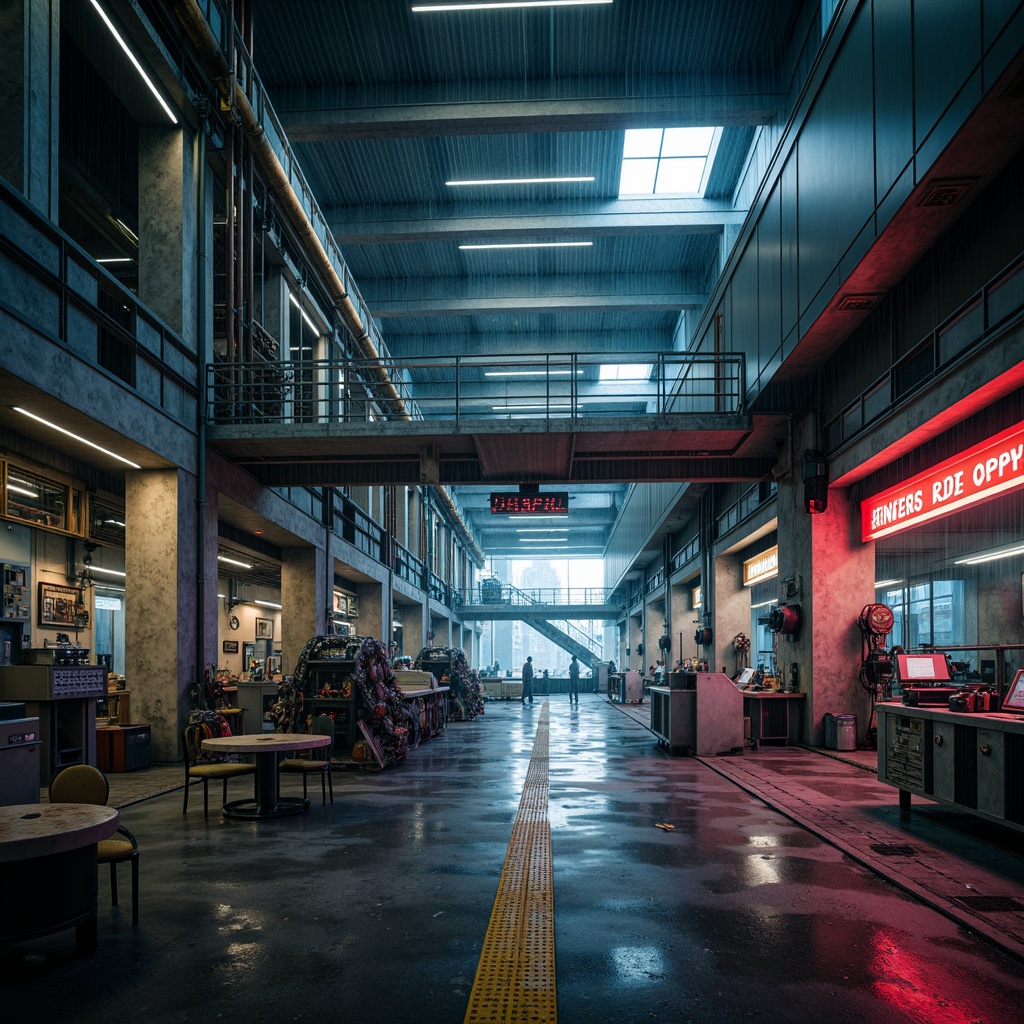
top-left (521, 656), bottom-right (534, 704)
top-left (568, 655), bottom-right (580, 705)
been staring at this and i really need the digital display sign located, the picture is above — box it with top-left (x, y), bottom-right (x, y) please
top-left (490, 492), bottom-right (569, 515)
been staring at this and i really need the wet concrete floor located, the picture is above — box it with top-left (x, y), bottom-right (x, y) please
top-left (3, 694), bottom-right (1023, 1023)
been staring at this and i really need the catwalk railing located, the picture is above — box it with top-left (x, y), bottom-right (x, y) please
top-left (205, 352), bottom-right (746, 427)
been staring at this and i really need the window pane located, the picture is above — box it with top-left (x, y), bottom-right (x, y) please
top-left (5, 468), bottom-right (68, 531)
top-left (661, 126), bottom-right (715, 156)
top-left (622, 128), bottom-right (663, 158)
top-left (655, 157), bottom-right (705, 194)
top-left (619, 159), bottom-right (658, 195)
top-left (599, 363), bottom-right (652, 381)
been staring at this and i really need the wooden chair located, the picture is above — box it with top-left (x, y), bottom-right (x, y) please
top-left (182, 722), bottom-right (256, 819)
top-left (277, 715), bottom-right (335, 805)
top-left (49, 764), bottom-right (140, 927)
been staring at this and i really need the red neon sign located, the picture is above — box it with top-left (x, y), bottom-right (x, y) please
top-left (861, 420), bottom-right (1024, 541)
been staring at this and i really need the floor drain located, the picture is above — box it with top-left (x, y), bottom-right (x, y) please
top-left (950, 895), bottom-right (1024, 913)
top-left (870, 843), bottom-right (917, 856)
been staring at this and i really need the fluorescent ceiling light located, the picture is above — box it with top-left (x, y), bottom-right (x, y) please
top-left (97, 257), bottom-right (133, 264)
top-left (289, 292), bottom-right (319, 334)
top-left (114, 218), bottom-right (140, 243)
top-left (460, 241), bottom-right (592, 250)
top-left (508, 515), bottom-right (567, 520)
top-left (218, 555), bottom-right (253, 569)
top-left (446, 176), bottom-right (595, 186)
top-left (516, 528), bottom-right (571, 533)
top-left (13, 407), bottom-right (142, 469)
top-left (255, 600), bottom-right (282, 609)
top-left (485, 369), bottom-right (582, 377)
top-left (89, 0), bottom-right (177, 124)
top-left (954, 543), bottom-right (1024, 566)
top-left (415, 1), bottom-right (611, 10)
top-left (87, 566), bottom-right (127, 578)
top-left (518, 537), bottom-right (569, 542)
top-left (874, 579), bottom-right (904, 588)
top-left (6, 482), bottom-right (39, 498)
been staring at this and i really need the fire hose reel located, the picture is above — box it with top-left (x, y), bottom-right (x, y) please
top-left (767, 604), bottom-right (802, 637)
top-left (858, 603), bottom-right (894, 638)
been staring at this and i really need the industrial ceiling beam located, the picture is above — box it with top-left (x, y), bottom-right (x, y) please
top-left (366, 273), bottom-right (707, 318)
top-left (372, 291), bottom-right (708, 317)
top-left (329, 200), bottom-right (747, 244)
top-left (276, 79), bottom-right (781, 141)
top-left (383, 330), bottom-right (671, 359)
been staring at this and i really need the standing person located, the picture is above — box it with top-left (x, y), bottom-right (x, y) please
top-left (568, 655), bottom-right (580, 705)
top-left (521, 656), bottom-right (534, 705)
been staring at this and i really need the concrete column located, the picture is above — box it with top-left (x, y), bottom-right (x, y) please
top-left (0, 0), bottom-right (59, 215)
top-left (643, 598), bottom-right (665, 673)
top-left (404, 601), bottom-right (425, 656)
top-left (714, 551), bottom-right (750, 677)
top-left (395, 486), bottom-right (409, 550)
top-left (350, 487), bottom-right (370, 516)
top-left (668, 581), bottom-right (689, 665)
top-left (628, 612), bottom-right (643, 673)
top-left (280, 547), bottom-right (327, 673)
top-left (138, 125), bottom-right (197, 349)
top-left (126, 469), bottom-right (204, 761)
top-left (357, 581), bottom-right (384, 641)
top-left (408, 489), bottom-right (422, 561)
top-left (777, 421), bottom-right (875, 744)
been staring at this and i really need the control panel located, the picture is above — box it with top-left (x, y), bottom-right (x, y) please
top-left (884, 713), bottom-right (925, 791)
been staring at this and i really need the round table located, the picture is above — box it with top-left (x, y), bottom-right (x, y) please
top-left (0, 802), bottom-right (119, 955)
top-left (201, 733), bottom-right (332, 819)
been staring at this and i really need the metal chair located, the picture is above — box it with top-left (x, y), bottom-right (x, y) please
top-left (277, 715), bottom-right (335, 805)
top-left (182, 722), bottom-right (257, 819)
top-left (49, 764), bottom-right (140, 926)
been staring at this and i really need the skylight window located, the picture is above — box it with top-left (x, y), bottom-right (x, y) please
top-left (618, 127), bottom-right (720, 197)
top-left (599, 363), bottom-right (652, 381)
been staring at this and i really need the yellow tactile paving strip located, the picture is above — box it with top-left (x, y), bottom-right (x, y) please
top-left (464, 702), bottom-right (556, 1024)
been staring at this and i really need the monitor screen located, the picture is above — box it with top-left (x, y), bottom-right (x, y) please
top-left (1003, 669), bottom-right (1024, 713)
top-left (895, 652), bottom-right (952, 684)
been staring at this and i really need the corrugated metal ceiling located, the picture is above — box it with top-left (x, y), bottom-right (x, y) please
top-left (246, 0), bottom-right (812, 555)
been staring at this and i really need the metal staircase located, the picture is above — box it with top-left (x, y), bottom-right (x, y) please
top-left (458, 582), bottom-right (612, 671)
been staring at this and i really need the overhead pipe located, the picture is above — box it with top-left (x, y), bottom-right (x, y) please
top-left (171, 0), bottom-right (481, 561)
top-left (172, 0), bottom-right (404, 417)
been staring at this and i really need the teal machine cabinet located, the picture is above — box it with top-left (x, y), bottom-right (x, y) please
top-left (876, 701), bottom-right (1024, 832)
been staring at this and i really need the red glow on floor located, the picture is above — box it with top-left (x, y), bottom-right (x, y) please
top-left (868, 930), bottom-right (988, 1023)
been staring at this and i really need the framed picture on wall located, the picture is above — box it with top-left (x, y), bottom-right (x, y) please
top-left (255, 617), bottom-right (274, 640)
top-left (222, 640), bottom-right (239, 654)
top-left (38, 582), bottom-right (82, 628)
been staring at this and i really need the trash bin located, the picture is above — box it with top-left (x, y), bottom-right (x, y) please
top-left (835, 714), bottom-right (857, 751)
top-left (823, 712), bottom-right (837, 750)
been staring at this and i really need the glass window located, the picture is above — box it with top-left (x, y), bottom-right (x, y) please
top-left (94, 592), bottom-right (125, 675)
top-left (4, 466), bottom-right (70, 532)
top-left (874, 580), bottom-right (965, 649)
top-left (619, 126), bottom-right (720, 197)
